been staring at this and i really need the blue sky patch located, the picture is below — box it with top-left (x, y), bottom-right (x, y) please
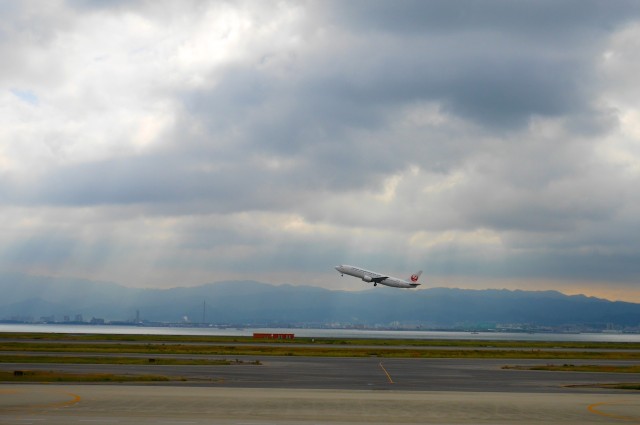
top-left (11, 89), bottom-right (39, 105)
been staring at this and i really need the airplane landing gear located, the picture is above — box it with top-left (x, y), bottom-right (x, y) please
top-left (374, 283), bottom-right (377, 287)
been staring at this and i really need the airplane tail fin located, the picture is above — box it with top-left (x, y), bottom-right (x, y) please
top-left (409, 270), bottom-right (423, 285)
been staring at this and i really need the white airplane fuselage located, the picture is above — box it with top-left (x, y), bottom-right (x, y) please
top-left (334, 265), bottom-right (422, 289)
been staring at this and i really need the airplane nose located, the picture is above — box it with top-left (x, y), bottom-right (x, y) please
top-left (334, 266), bottom-right (341, 271)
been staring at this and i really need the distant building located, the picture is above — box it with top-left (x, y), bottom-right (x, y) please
top-left (8, 315), bottom-right (33, 323)
top-left (75, 314), bottom-right (84, 322)
top-left (90, 317), bottom-right (105, 325)
top-left (253, 333), bottom-right (295, 340)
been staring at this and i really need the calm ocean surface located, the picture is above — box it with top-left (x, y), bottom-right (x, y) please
top-left (1, 323), bottom-right (639, 342)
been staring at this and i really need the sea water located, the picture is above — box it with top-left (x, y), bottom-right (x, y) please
top-left (1, 323), bottom-right (639, 342)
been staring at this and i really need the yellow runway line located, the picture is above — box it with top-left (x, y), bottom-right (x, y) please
top-left (588, 401), bottom-right (639, 422)
top-left (379, 362), bottom-right (394, 384)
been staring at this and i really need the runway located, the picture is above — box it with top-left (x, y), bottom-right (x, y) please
top-left (2, 357), bottom-right (639, 423)
top-left (2, 356), bottom-right (639, 392)
top-left (1, 385), bottom-right (639, 424)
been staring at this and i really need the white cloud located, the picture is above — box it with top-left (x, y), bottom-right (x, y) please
top-left (598, 23), bottom-right (640, 177)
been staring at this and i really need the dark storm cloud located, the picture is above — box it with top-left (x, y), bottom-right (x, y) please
top-left (18, 154), bottom-right (292, 212)
top-left (330, 0), bottom-right (640, 36)
top-left (179, 64), bottom-right (401, 193)
top-left (317, 0), bottom-right (640, 128)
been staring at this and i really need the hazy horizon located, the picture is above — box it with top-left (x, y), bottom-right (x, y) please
top-left (1, 270), bottom-right (635, 304)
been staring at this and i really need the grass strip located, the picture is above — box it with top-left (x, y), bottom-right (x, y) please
top-left (566, 383), bottom-right (640, 391)
top-left (605, 384), bottom-right (640, 390)
top-left (2, 333), bottom-right (640, 360)
top-left (0, 354), bottom-right (260, 365)
top-left (502, 364), bottom-right (640, 373)
top-left (2, 344), bottom-right (640, 360)
top-left (1, 370), bottom-right (172, 382)
top-left (2, 332), bottom-right (640, 350)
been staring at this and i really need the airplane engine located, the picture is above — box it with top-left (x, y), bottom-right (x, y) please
top-left (362, 275), bottom-right (373, 282)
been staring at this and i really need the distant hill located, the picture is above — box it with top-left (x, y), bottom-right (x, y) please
top-left (1, 273), bottom-right (639, 328)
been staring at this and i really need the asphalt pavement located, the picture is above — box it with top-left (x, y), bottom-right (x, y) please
top-left (2, 356), bottom-right (639, 392)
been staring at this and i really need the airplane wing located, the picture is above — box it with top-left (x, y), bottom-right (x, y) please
top-left (371, 276), bottom-right (389, 283)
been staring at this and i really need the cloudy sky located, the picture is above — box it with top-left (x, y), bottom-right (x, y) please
top-left (2, 1), bottom-right (640, 301)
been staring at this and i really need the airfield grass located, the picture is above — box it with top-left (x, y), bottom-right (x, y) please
top-left (3, 332), bottom-right (640, 350)
top-left (0, 370), bottom-right (175, 383)
top-left (0, 354), bottom-right (259, 366)
top-left (567, 382), bottom-right (640, 391)
top-left (605, 384), bottom-right (640, 390)
top-left (1, 332), bottom-right (640, 360)
top-left (503, 364), bottom-right (640, 391)
top-left (503, 364), bottom-right (640, 373)
top-left (1, 344), bottom-right (640, 361)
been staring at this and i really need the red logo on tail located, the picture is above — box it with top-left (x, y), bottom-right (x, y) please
top-left (411, 274), bottom-right (419, 282)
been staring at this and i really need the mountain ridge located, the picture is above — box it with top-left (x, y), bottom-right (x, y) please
top-left (1, 273), bottom-right (638, 328)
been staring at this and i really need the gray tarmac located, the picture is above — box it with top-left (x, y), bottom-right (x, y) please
top-left (1, 357), bottom-right (639, 424)
top-left (1, 384), bottom-right (639, 424)
top-left (2, 356), bottom-right (639, 392)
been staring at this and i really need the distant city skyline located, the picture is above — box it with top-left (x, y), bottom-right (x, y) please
top-left (2, 2), bottom-right (640, 302)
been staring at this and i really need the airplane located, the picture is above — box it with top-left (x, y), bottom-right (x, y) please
top-left (334, 265), bottom-right (422, 289)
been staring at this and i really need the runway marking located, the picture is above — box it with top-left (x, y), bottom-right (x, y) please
top-left (53, 391), bottom-right (82, 409)
top-left (5, 389), bottom-right (82, 410)
top-left (378, 362), bottom-right (394, 384)
top-left (157, 420), bottom-right (198, 423)
top-left (588, 401), bottom-right (639, 422)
